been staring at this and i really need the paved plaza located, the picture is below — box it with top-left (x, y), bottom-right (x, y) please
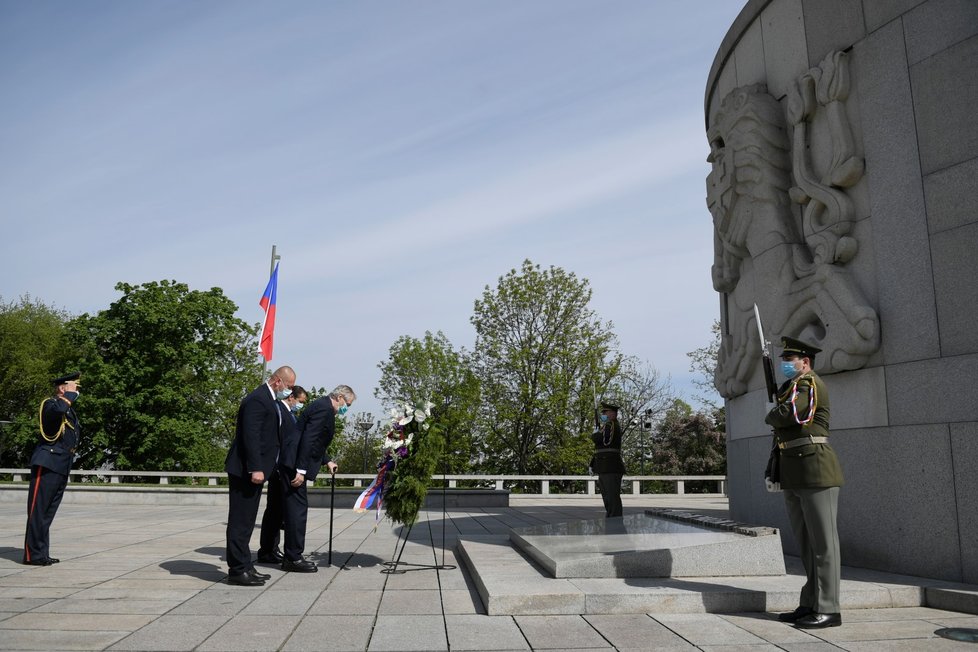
top-left (1, 494), bottom-right (977, 651)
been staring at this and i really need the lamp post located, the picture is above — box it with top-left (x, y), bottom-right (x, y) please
top-left (356, 413), bottom-right (374, 473)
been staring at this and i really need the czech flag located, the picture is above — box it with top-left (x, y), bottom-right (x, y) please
top-left (258, 263), bottom-right (279, 361)
top-left (354, 459), bottom-right (393, 522)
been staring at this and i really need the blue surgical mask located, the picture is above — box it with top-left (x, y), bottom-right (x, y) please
top-left (599, 414), bottom-right (609, 423)
top-left (338, 404), bottom-right (348, 416)
top-left (780, 361), bottom-right (799, 379)
top-left (275, 388), bottom-right (292, 400)
top-left (291, 402), bottom-right (303, 413)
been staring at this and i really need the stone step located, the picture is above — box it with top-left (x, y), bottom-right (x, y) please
top-left (456, 534), bottom-right (977, 616)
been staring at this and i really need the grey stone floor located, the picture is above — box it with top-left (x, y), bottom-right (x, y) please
top-left (1, 494), bottom-right (976, 651)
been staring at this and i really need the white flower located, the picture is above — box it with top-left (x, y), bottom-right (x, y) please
top-left (398, 414), bottom-right (413, 427)
top-left (414, 409), bottom-right (426, 423)
top-left (389, 408), bottom-right (400, 420)
top-left (422, 422), bottom-right (430, 431)
top-left (424, 401), bottom-right (435, 415)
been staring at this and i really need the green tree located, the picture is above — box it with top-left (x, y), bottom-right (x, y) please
top-left (61, 280), bottom-right (260, 472)
top-left (0, 295), bottom-right (72, 465)
top-left (471, 260), bottom-right (620, 477)
top-left (375, 331), bottom-right (480, 473)
top-left (605, 357), bottom-right (674, 475)
top-left (650, 399), bottom-right (726, 492)
top-left (687, 319), bottom-right (722, 409)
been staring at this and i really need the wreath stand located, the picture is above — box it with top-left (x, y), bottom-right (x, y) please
top-left (381, 430), bottom-right (457, 574)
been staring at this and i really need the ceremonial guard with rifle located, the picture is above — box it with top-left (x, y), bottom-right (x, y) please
top-left (590, 401), bottom-right (626, 518)
top-left (23, 371), bottom-right (82, 566)
top-left (757, 324), bottom-right (844, 630)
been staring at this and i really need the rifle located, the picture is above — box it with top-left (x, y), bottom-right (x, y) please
top-left (592, 383), bottom-right (600, 431)
top-left (753, 303), bottom-right (778, 404)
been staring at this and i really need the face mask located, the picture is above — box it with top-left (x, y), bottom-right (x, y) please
top-left (291, 402), bottom-right (303, 413)
top-left (275, 388), bottom-right (292, 400)
top-left (599, 414), bottom-right (609, 423)
top-left (780, 361), bottom-right (799, 379)
top-left (338, 404), bottom-right (348, 416)
top-left (64, 391), bottom-right (79, 402)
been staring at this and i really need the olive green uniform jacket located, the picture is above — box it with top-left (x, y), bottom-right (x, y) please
top-left (764, 371), bottom-right (843, 490)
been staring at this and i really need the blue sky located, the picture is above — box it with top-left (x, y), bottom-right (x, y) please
top-left (1, 1), bottom-right (745, 422)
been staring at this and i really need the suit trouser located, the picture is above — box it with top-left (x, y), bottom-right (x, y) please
top-left (226, 473), bottom-right (264, 575)
top-left (258, 468), bottom-right (284, 554)
top-left (598, 473), bottom-right (623, 518)
top-left (282, 477), bottom-right (309, 562)
top-left (784, 486), bottom-right (841, 613)
top-left (24, 465), bottom-right (67, 562)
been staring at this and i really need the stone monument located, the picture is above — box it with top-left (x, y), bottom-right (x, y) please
top-left (705, 0), bottom-right (978, 583)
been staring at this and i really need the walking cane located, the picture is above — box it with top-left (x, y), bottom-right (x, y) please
top-left (327, 468), bottom-right (335, 567)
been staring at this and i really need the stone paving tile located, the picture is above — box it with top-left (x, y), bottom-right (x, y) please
top-left (31, 598), bottom-right (183, 615)
top-left (583, 614), bottom-right (698, 650)
top-left (0, 598), bottom-right (56, 612)
top-left (309, 589), bottom-right (382, 615)
top-left (718, 613), bottom-right (823, 644)
top-left (925, 614), bottom-right (978, 628)
top-left (281, 615), bottom-right (374, 651)
top-left (442, 587), bottom-right (485, 614)
top-left (445, 614), bottom-right (530, 650)
top-left (514, 614), bottom-right (613, 650)
top-left (241, 589), bottom-right (321, 615)
top-left (776, 643), bottom-right (849, 652)
top-left (367, 614), bottom-right (447, 651)
top-left (653, 613), bottom-right (769, 647)
top-left (383, 568), bottom-right (441, 589)
top-left (839, 640), bottom-right (978, 651)
top-left (378, 588), bottom-right (443, 615)
top-left (802, 617), bottom-right (968, 644)
top-left (107, 615), bottom-right (232, 651)
top-left (697, 645), bottom-right (784, 651)
top-left (0, 628), bottom-right (131, 650)
top-left (0, 612), bottom-right (155, 631)
top-left (329, 568), bottom-right (389, 590)
top-left (195, 613), bottom-right (302, 651)
top-left (169, 585), bottom-right (261, 615)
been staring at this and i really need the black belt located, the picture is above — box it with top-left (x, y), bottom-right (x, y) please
top-left (778, 436), bottom-right (828, 450)
top-left (594, 448), bottom-right (620, 453)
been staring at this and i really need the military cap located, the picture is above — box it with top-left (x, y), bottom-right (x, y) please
top-left (600, 402), bottom-right (620, 412)
top-left (52, 371), bottom-right (81, 385)
top-left (779, 337), bottom-right (821, 359)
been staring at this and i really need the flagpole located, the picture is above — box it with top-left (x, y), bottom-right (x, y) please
top-left (261, 244), bottom-right (281, 380)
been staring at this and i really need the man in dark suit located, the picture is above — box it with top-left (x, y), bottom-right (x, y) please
top-left (224, 366), bottom-right (296, 586)
top-left (257, 385), bottom-right (307, 565)
top-left (277, 385), bottom-right (356, 572)
top-left (23, 371), bottom-right (82, 565)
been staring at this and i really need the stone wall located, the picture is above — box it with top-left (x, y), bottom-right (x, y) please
top-left (705, 0), bottom-right (978, 582)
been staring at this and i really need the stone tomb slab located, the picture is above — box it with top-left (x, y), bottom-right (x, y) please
top-left (509, 509), bottom-right (785, 578)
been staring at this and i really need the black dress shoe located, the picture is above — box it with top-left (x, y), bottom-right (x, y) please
top-left (281, 557), bottom-right (318, 573)
top-left (22, 558), bottom-right (53, 566)
top-left (249, 568), bottom-right (271, 580)
top-left (228, 572), bottom-right (265, 586)
top-left (47, 557), bottom-right (60, 564)
top-left (778, 606), bottom-right (814, 622)
top-left (795, 612), bottom-right (842, 629)
top-left (256, 548), bottom-right (284, 564)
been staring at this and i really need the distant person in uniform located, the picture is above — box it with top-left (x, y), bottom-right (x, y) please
top-left (23, 371), bottom-right (82, 565)
top-left (590, 402), bottom-right (625, 518)
top-left (257, 385), bottom-right (307, 565)
top-left (277, 385), bottom-right (355, 572)
top-left (767, 337), bottom-right (844, 629)
top-left (224, 366), bottom-right (296, 586)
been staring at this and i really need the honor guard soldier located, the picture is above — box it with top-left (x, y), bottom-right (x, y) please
top-left (590, 402), bottom-right (626, 518)
top-left (23, 371), bottom-right (82, 565)
top-left (765, 337), bottom-right (844, 629)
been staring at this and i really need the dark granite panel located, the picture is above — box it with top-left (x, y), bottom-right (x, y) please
top-left (862, 0), bottom-right (925, 33)
top-left (886, 354), bottom-right (978, 425)
top-left (950, 422), bottom-right (978, 583)
top-left (931, 223), bottom-right (978, 356)
top-left (835, 424), bottom-right (961, 580)
top-left (924, 156), bottom-right (978, 235)
top-left (910, 35), bottom-right (978, 175)
top-left (851, 22), bottom-right (940, 365)
top-left (802, 0), bottom-right (866, 63)
top-left (903, 0), bottom-right (978, 64)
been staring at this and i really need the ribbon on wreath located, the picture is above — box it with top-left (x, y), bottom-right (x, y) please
top-left (353, 458), bottom-right (394, 524)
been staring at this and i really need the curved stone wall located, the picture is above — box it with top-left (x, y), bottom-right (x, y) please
top-left (705, 0), bottom-right (978, 582)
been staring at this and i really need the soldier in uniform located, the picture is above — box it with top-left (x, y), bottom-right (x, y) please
top-left (23, 371), bottom-right (82, 565)
top-left (765, 337), bottom-right (844, 629)
top-left (590, 402), bottom-right (626, 518)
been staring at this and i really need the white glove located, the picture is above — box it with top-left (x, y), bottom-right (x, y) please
top-left (765, 478), bottom-right (782, 493)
